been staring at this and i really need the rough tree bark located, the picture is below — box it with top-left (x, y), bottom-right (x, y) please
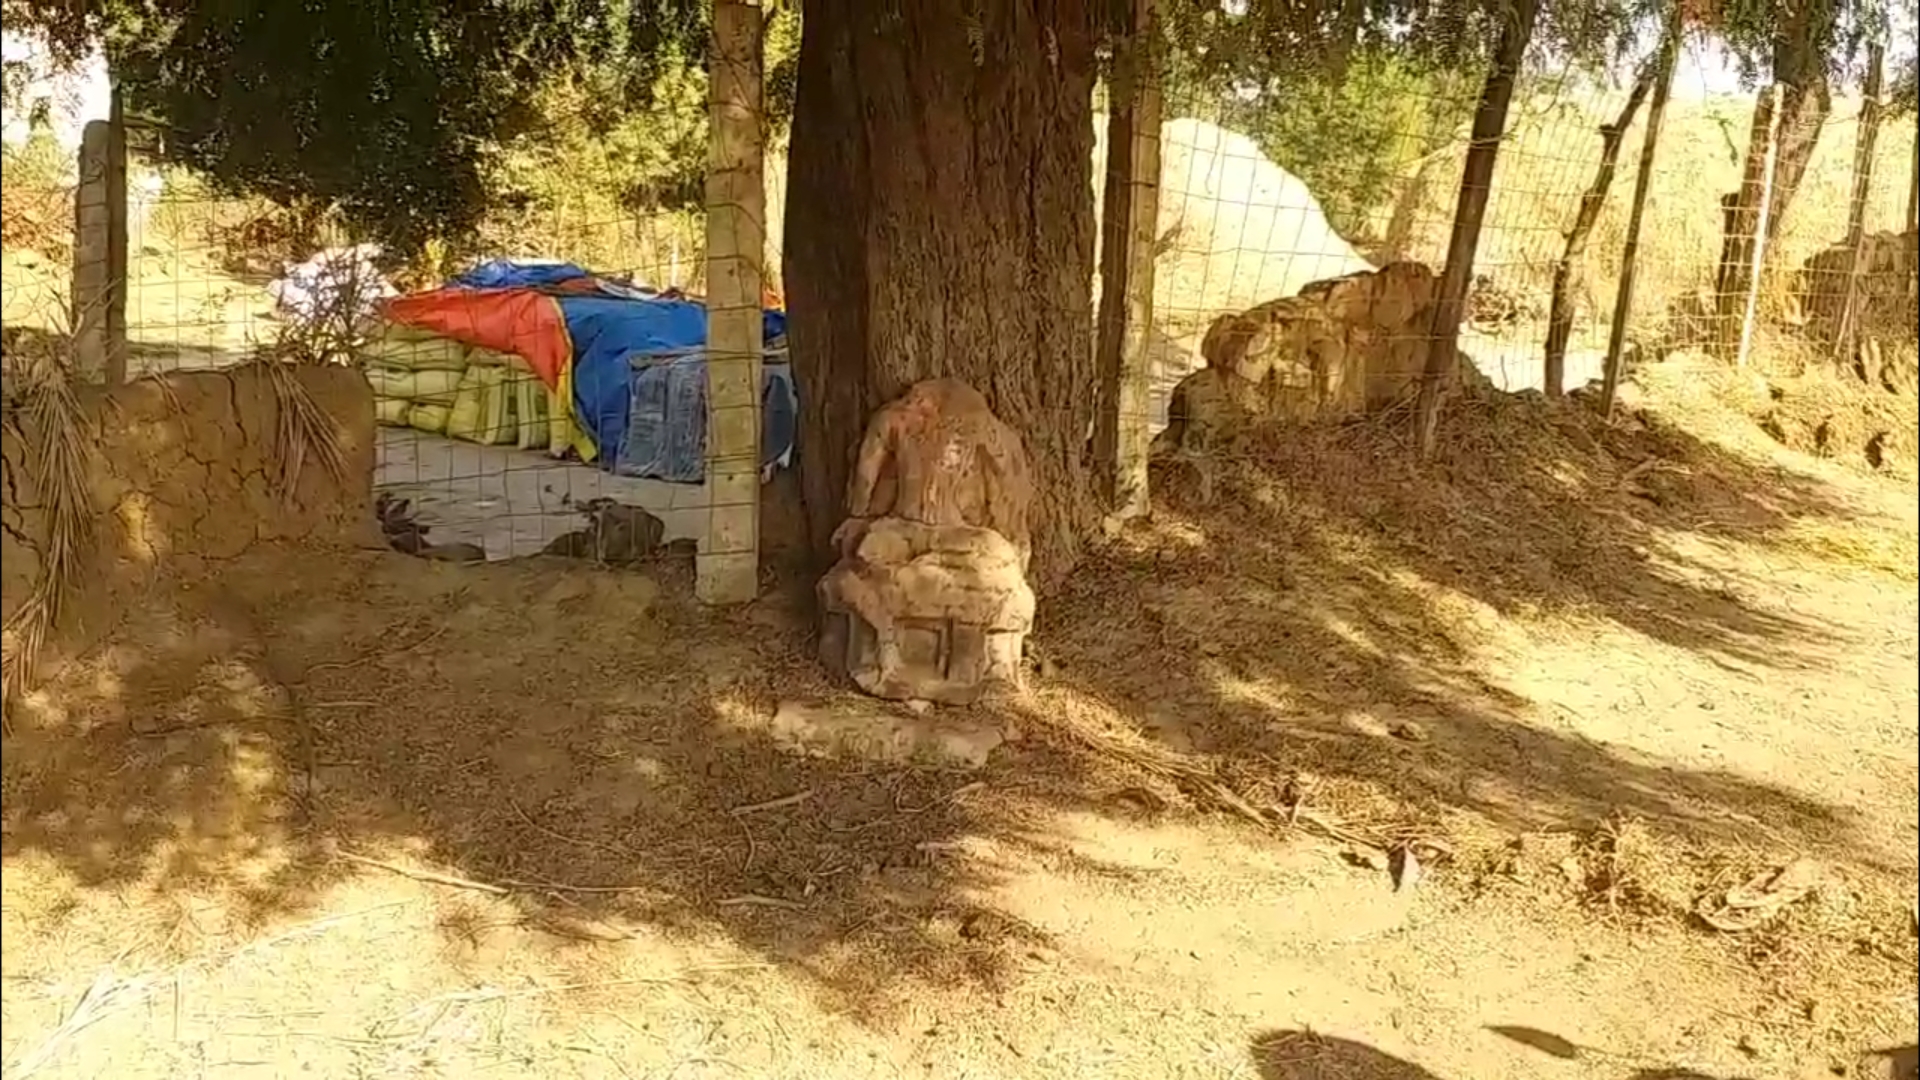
top-left (1714, 11), bottom-right (1835, 341)
top-left (1600, 9), bottom-right (1679, 418)
top-left (1908, 124), bottom-right (1918, 300)
top-left (1834, 42), bottom-right (1884, 365)
top-left (784, 0), bottom-right (1100, 593)
top-left (1413, 0), bottom-right (1537, 459)
top-left (1543, 60), bottom-right (1654, 398)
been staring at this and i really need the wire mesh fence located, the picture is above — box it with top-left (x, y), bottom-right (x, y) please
top-left (3, 15), bottom-right (1916, 575)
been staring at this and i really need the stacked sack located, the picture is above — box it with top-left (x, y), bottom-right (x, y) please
top-left (362, 323), bottom-right (563, 452)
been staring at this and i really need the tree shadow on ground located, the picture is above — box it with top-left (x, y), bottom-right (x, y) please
top-left (0, 554), bottom-right (1101, 1030)
top-left (1033, 385), bottom-right (1890, 855)
top-left (1247, 1027), bottom-right (1789, 1080)
top-left (1250, 1029), bottom-right (1443, 1079)
top-left (0, 384), bottom-right (1906, 1042)
top-left (1487, 1025), bottom-right (1764, 1079)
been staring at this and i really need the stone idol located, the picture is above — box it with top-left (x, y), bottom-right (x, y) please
top-left (817, 379), bottom-right (1035, 705)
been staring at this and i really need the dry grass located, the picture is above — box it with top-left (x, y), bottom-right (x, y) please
top-left (4, 83), bottom-right (1917, 1080)
top-left (1029, 355), bottom-right (1919, 1063)
top-left (1777, 516), bottom-right (1919, 582)
top-left (1392, 92), bottom-right (1917, 335)
top-left (1628, 340), bottom-right (1920, 477)
top-left (1, 377), bottom-right (1914, 1076)
top-left (1573, 815), bottom-right (1916, 1054)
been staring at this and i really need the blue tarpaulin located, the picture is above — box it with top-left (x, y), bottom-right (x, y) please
top-left (618, 355), bottom-right (798, 483)
top-left (438, 260), bottom-right (791, 481)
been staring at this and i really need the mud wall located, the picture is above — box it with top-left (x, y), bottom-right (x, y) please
top-left (3, 365), bottom-right (377, 680)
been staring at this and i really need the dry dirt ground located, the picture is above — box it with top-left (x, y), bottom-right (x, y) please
top-left (3, 356), bottom-right (1917, 1080)
top-left (2, 245), bottom-right (274, 375)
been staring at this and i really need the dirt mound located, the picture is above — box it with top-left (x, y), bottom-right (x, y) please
top-left (1127, 380), bottom-right (1844, 661)
top-left (1795, 229), bottom-right (1919, 344)
top-left (1052, 367), bottom-right (1913, 833)
top-left (2, 364), bottom-right (377, 694)
top-left (1754, 371), bottom-right (1920, 474)
top-left (1628, 349), bottom-right (1920, 477)
top-left (1091, 115), bottom-right (1372, 325)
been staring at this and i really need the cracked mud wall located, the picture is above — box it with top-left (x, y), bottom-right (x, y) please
top-left (2, 365), bottom-right (378, 681)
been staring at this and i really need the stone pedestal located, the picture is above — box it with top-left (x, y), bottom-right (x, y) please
top-left (818, 517), bottom-right (1032, 705)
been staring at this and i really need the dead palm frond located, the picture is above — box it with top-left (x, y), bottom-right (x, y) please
top-left (250, 349), bottom-right (350, 500)
top-left (1, 348), bottom-right (97, 725)
top-left (242, 247), bottom-right (367, 501)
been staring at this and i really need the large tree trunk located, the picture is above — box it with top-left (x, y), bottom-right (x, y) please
top-left (1713, 17), bottom-right (1834, 340)
top-left (785, 0), bottom-right (1100, 592)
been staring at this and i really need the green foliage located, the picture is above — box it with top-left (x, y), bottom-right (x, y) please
top-left (0, 0), bottom-right (1885, 263)
top-left (0, 128), bottom-right (74, 259)
top-left (95, 0), bottom-right (637, 250)
top-left (0, 0), bottom-right (1686, 258)
top-left (0, 0), bottom-right (799, 255)
top-left (1890, 55), bottom-right (1918, 117)
top-left (507, 65), bottom-right (712, 216)
top-left (0, 127), bottom-right (71, 189)
top-left (468, 4), bottom-right (798, 276)
top-left (1705, 0), bottom-right (1890, 86)
top-left (1227, 52), bottom-right (1477, 243)
top-left (1159, 0), bottom-right (1640, 93)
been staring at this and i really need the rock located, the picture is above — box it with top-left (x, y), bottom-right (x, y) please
top-left (542, 497), bottom-right (665, 563)
top-left (1347, 847), bottom-right (1389, 872)
top-left (767, 699), bottom-right (1006, 769)
top-left (1390, 845), bottom-right (1424, 892)
top-left (1152, 260), bottom-right (1491, 460)
top-left (420, 541), bottom-right (487, 563)
top-left (1795, 229), bottom-right (1918, 350)
top-left (1697, 857), bottom-right (1835, 933)
top-left (818, 379), bottom-right (1037, 705)
top-left (1389, 719), bottom-right (1430, 743)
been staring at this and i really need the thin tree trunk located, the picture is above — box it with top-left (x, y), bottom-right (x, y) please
top-left (785, 0), bottom-right (1100, 591)
top-left (1835, 42), bottom-right (1885, 365)
top-left (1714, 12), bottom-right (1835, 353)
top-left (1600, 9), bottom-right (1679, 418)
top-left (1543, 60), bottom-right (1655, 398)
top-left (1906, 87), bottom-right (1917, 301)
top-left (1413, 0), bottom-right (1537, 459)
top-left (1908, 127), bottom-right (1918, 236)
top-left (1735, 85), bottom-right (1784, 369)
top-left (1762, 77), bottom-right (1832, 241)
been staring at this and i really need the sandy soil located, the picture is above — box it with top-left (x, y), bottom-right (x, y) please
top-left (2, 245), bottom-right (275, 375)
top-left (3, 360), bottom-right (1917, 1080)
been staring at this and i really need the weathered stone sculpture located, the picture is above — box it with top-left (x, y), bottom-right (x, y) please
top-left (817, 379), bottom-right (1036, 705)
top-left (1154, 261), bottom-right (1490, 463)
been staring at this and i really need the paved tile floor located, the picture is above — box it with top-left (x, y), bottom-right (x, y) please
top-left (374, 428), bottom-right (711, 559)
